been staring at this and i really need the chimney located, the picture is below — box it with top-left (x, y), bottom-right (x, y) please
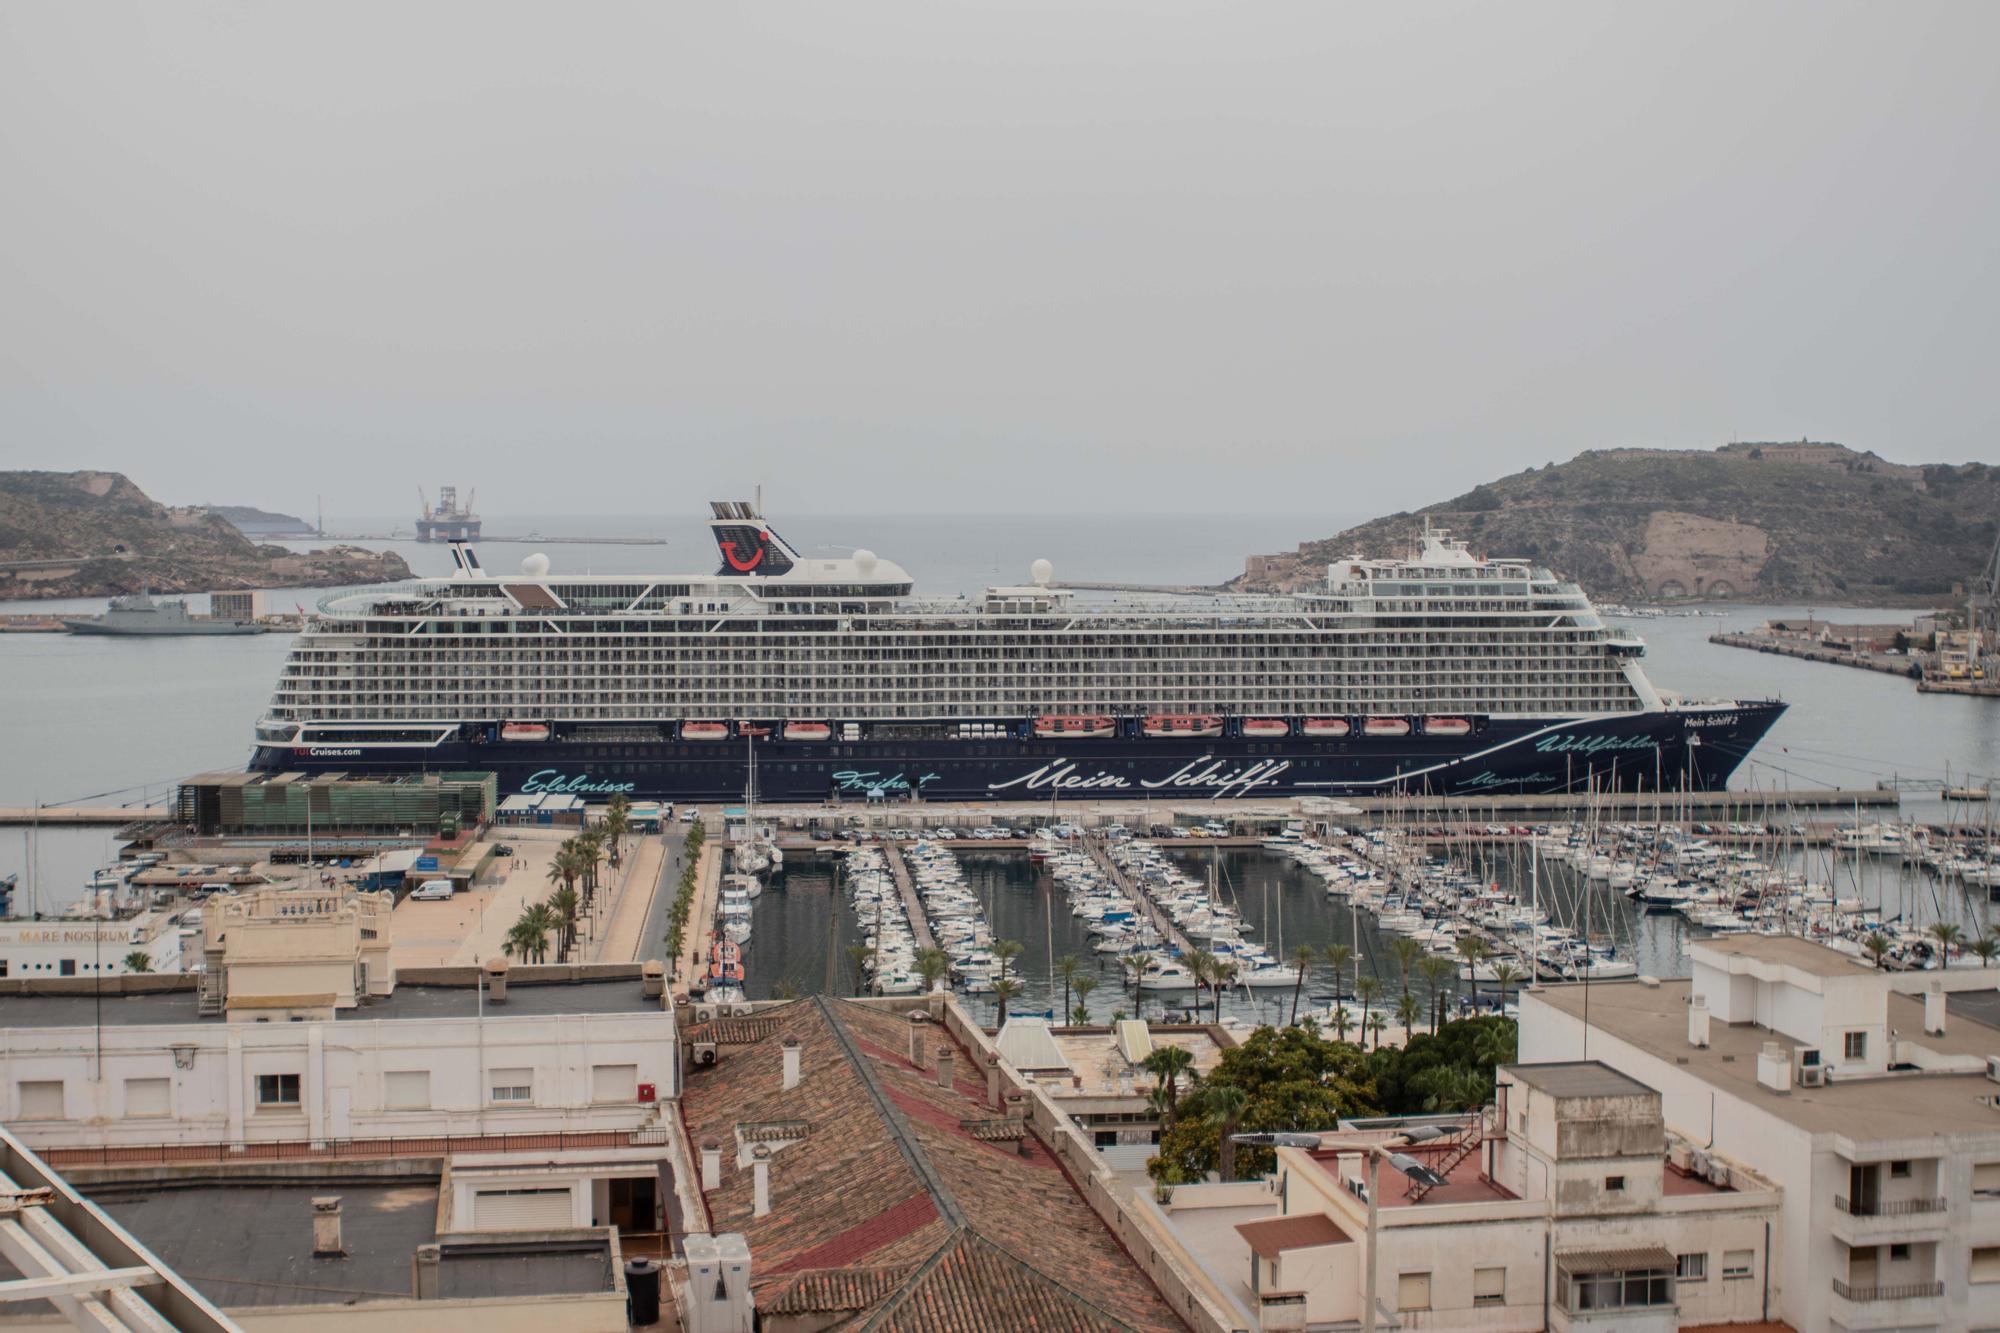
top-left (926, 989), bottom-right (946, 1021)
top-left (484, 956), bottom-right (508, 1003)
top-left (642, 958), bottom-right (666, 999)
top-left (781, 1037), bottom-right (802, 1091)
top-left (985, 1053), bottom-right (1003, 1110)
top-left (906, 1011), bottom-right (931, 1066)
top-left (411, 1243), bottom-right (441, 1299)
top-left (1925, 981), bottom-right (1947, 1036)
top-left (752, 1145), bottom-right (772, 1218)
top-left (701, 1138), bottom-right (722, 1192)
top-left (311, 1196), bottom-right (344, 1257)
top-left (1004, 1091), bottom-right (1032, 1156)
top-left (935, 1044), bottom-right (955, 1090)
top-left (1688, 994), bottom-right (1710, 1048)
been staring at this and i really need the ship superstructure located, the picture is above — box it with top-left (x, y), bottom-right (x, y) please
top-left (251, 503), bottom-right (1783, 801)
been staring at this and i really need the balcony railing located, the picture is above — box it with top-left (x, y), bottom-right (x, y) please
top-left (1833, 1195), bottom-right (1947, 1216)
top-left (1832, 1279), bottom-right (1944, 1302)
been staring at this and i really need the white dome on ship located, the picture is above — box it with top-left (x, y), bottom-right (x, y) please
top-left (1031, 558), bottom-right (1053, 586)
top-left (521, 553), bottom-right (551, 577)
top-left (854, 548), bottom-right (878, 577)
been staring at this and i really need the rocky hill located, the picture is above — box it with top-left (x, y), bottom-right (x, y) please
top-left (206, 504), bottom-right (315, 536)
top-left (1236, 443), bottom-right (2000, 604)
top-left (0, 471), bottom-right (409, 599)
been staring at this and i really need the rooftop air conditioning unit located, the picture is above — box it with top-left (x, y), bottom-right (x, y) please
top-left (1668, 1144), bottom-right (1694, 1173)
top-left (1987, 1055), bottom-right (2000, 1085)
top-left (731, 1003), bottom-right (755, 1017)
top-left (694, 1005), bottom-right (718, 1024)
top-left (1690, 1150), bottom-right (1711, 1179)
top-left (692, 1040), bottom-right (718, 1067)
top-left (1798, 1065), bottom-right (1826, 1089)
top-left (1706, 1160), bottom-right (1731, 1188)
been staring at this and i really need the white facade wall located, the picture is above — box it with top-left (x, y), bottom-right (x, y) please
top-left (0, 1010), bottom-right (676, 1149)
top-left (1523, 990), bottom-right (2000, 1333)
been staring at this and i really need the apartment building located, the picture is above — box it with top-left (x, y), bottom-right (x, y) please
top-left (1521, 934), bottom-right (2000, 1333)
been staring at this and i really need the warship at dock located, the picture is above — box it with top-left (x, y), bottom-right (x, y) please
top-left (63, 590), bottom-right (262, 636)
top-left (249, 502), bottom-right (1785, 802)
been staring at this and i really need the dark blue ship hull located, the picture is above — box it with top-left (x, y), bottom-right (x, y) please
top-left (252, 703), bottom-right (1785, 803)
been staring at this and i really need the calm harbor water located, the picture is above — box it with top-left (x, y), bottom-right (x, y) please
top-left (6, 511), bottom-right (2000, 947)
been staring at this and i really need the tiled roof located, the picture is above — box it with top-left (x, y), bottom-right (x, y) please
top-left (680, 996), bottom-right (1186, 1332)
top-left (759, 1266), bottom-right (913, 1315)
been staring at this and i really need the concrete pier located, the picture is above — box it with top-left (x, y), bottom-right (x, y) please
top-left (1082, 835), bottom-right (1192, 957)
top-left (879, 843), bottom-right (938, 953)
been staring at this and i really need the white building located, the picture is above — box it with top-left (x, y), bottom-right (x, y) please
top-left (1156, 1061), bottom-right (1778, 1331)
top-left (0, 909), bottom-right (190, 980)
top-left (1521, 934), bottom-right (2000, 1333)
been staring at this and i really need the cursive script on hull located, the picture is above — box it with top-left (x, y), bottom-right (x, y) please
top-left (988, 755), bottom-right (1292, 801)
top-left (1532, 734), bottom-right (1659, 756)
top-left (831, 769), bottom-right (942, 795)
top-left (521, 770), bottom-right (638, 796)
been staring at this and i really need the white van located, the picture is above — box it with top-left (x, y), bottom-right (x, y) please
top-left (410, 878), bottom-right (455, 901)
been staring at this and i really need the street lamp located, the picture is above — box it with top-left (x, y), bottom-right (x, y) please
top-left (1231, 1134), bottom-right (1445, 1333)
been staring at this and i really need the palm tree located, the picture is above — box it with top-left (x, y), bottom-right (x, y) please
top-left (523, 903), bottom-right (559, 963)
top-left (1394, 991), bottom-right (1421, 1043)
top-left (549, 885), bottom-right (581, 960)
top-left (1288, 944), bottom-right (1316, 1025)
top-left (1193, 1083), bottom-right (1251, 1181)
top-left (1417, 954), bottom-right (1455, 1033)
top-left (1390, 936), bottom-right (1422, 996)
top-left (1123, 952), bottom-right (1154, 1020)
top-left (1929, 921), bottom-right (1964, 965)
top-left (1455, 934), bottom-right (1491, 988)
top-left (1366, 1011), bottom-right (1387, 1050)
top-left (846, 943), bottom-right (874, 996)
top-left (575, 831), bottom-right (606, 904)
top-left (992, 976), bottom-right (1022, 1025)
top-left (1331, 1005), bottom-right (1354, 1042)
top-left (1184, 949), bottom-right (1215, 1018)
top-left (503, 920), bottom-right (539, 963)
top-left (994, 939), bottom-right (1025, 980)
top-left (1056, 953), bottom-right (1083, 1023)
top-left (1972, 937), bottom-right (2000, 968)
top-left (1323, 942), bottom-right (1354, 1000)
top-left (1489, 961), bottom-right (1524, 1012)
top-left (122, 951), bottom-right (152, 974)
top-left (1072, 975), bottom-right (1099, 1024)
top-left (1209, 957), bottom-right (1236, 1023)
top-left (1141, 1045), bottom-right (1195, 1128)
top-left (1354, 975), bottom-right (1383, 1042)
top-left (1863, 932), bottom-right (1891, 969)
top-left (603, 794), bottom-right (631, 861)
top-left (916, 946), bottom-right (951, 993)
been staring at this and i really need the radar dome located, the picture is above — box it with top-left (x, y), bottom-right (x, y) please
top-left (521, 553), bottom-right (551, 578)
top-left (1030, 558), bottom-right (1053, 586)
top-left (854, 549), bottom-right (878, 577)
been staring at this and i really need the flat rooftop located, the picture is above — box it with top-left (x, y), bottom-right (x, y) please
top-left (1501, 1060), bottom-right (1657, 1100)
top-left (1529, 980), bottom-right (2000, 1139)
top-left (1693, 934), bottom-right (1880, 977)
top-left (0, 979), bottom-right (666, 1029)
top-left (1306, 1141), bottom-right (1518, 1210)
top-left (1043, 1026), bottom-right (1227, 1097)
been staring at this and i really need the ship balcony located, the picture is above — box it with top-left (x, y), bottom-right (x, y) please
top-left (1830, 1194), bottom-right (1949, 1245)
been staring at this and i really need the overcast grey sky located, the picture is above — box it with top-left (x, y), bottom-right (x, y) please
top-left (2, 2), bottom-right (1996, 516)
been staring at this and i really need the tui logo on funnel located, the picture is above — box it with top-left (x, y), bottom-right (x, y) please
top-left (712, 524), bottom-right (794, 576)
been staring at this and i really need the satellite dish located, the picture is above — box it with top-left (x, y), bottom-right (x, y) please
top-left (521, 553), bottom-right (551, 578)
top-left (1030, 558), bottom-right (1053, 586)
top-left (854, 548), bottom-right (878, 577)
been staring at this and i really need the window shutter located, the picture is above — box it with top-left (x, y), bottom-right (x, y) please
top-left (1474, 1266), bottom-right (1505, 1302)
top-left (18, 1081), bottom-right (63, 1119)
top-left (591, 1064), bottom-right (637, 1103)
top-left (385, 1070), bottom-right (430, 1110)
top-left (1396, 1272), bottom-right (1432, 1312)
top-left (125, 1078), bottom-right (170, 1117)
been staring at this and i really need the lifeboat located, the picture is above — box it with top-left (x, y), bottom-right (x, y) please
top-left (1423, 716), bottom-right (1472, 737)
top-left (681, 721), bottom-right (730, 741)
top-left (1241, 718), bottom-right (1290, 738)
top-left (1362, 717), bottom-right (1412, 738)
top-left (500, 721), bottom-right (550, 742)
top-left (1034, 714), bottom-right (1116, 739)
top-left (783, 721), bottom-right (832, 742)
top-left (1143, 714), bottom-right (1224, 738)
top-left (736, 721), bottom-right (773, 738)
top-left (1301, 718), bottom-right (1351, 738)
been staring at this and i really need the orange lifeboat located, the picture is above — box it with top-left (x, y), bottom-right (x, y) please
top-left (1363, 717), bottom-right (1412, 737)
top-left (736, 721), bottom-right (773, 738)
top-left (1423, 716), bottom-right (1472, 737)
top-left (501, 721), bottom-right (550, 742)
top-left (1034, 714), bottom-right (1116, 739)
top-left (681, 721), bottom-right (730, 741)
top-left (1241, 718), bottom-right (1290, 738)
top-left (1142, 713), bottom-right (1224, 738)
top-left (1302, 718), bottom-right (1351, 738)
top-left (783, 721), bottom-right (832, 742)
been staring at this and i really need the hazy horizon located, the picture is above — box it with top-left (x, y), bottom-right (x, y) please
top-left (5, 3), bottom-right (1998, 515)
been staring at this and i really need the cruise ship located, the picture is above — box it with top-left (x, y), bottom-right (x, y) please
top-left (248, 503), bottom-right (1785, 802)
